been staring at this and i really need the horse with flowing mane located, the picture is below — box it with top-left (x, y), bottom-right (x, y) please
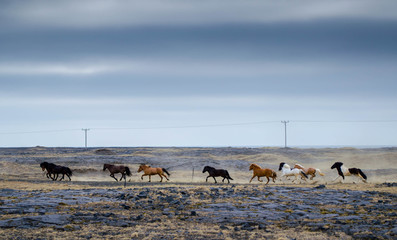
top-left (249, 163), bottom-right (277, 184)
top-left (331, 162), bottom-right (367, 183)
top-left (138, 164), bottom-right (170, 182)
top-left (202, 166), bottom-right (233, 183)
top-left (40, 162), bottom-right (73, 181)
top-left (103, 163), bottom-right (131, 182)
top-left (294, 163), bottom-right (325, 180)
top-left (278, 162), bottom-right (308, 183)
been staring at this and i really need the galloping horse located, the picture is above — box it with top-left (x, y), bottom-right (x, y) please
top-left (202, 166), bottom-right (233, 183)
top-left (278, 162), bottom-right (308, 183)
top-left (103, 164), bottom-right (131, 182)
top-left (331, 162), bottom-right (367, 183)
top-left (294, 163), bottom-right (325, 180)
top-left (40, 161), bottom-right (57, 180)
top-left (249, 163), bottom-right (277, 184)
top-left (138, 164), bottom-right (170, 182)
top-left (40, 162), bottom-right (73, 181)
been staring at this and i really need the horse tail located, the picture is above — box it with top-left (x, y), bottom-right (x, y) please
top-left (162, 168), bottom-right (170, 176)
top-left (300, 170), bottom-right (308, 179)
top-left (226, 171), bottom-right (233, 180)
top-left (358, 168), bottom-right (367, 180)
top-left (316, 169), bottom-right (325, 176)
top-left (125, 167), bottom-right (132, 176)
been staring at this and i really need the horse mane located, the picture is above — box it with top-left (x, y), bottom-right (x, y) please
top-left (295, 163), bottom-right (303, 168)
top-left (278, 162), bottom-right (285, 170)
top-left (204, 166), bottom-right (215, 170)
top-left (250, 163), bottom-right (261, 169)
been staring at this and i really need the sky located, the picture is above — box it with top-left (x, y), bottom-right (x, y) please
top-left (0, 0), bottom-right (397, 147)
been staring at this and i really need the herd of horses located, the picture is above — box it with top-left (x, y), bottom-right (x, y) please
top-left (40, 161), bottom-right (368, 184)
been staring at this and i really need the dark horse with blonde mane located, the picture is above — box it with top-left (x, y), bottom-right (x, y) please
top-left (103, 164), bottom-right (131, 182)
top-left (40, 162), bottom-right (73, 181)
top-left (138, 164), bottom-right (170, 182)
top-left (202, 166), bottom-right (233, 183)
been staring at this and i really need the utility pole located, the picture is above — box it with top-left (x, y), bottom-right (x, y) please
top-left (281, 121), bottom-right (289, 148)
top-left (82, 128), bottom-right (90, 148)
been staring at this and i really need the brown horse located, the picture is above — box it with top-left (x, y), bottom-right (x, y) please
top-left (294, 163), bottom-right (325, 180)
top-left (138, 164), bottom-right (170, 182)
top-left (249, 163), bottom-right (277, 184)
top-left (103, 164), bottom-right (131, 182)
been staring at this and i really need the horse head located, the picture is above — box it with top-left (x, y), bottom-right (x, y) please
top-left (40, 162), bottom-right (48, 171)
top-left (278, 162), bottom-right (286, 171)
top-left (249, 163), bottom-right (259, 171)
top-left (138, 164), bottom-right (148, 172)
top-left (103, 164), bottom-right (108, 171)
top-left (331, 162), bottom-right (343, 169)
top-left (202, 166), bottom-right (214, 173)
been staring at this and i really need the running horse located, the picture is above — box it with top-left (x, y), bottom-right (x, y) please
top-left (331, 162), bottom-right (367, 183)
top-left (40, 162), bottom-right (73, 181)
top-left (294, 163), bottom-right (325, 180)
top-left (40, 161), bottom-right (57, 180)
top-left (249, 163), bottom-right (277, 184)
top-left (278, 162), bottom-right (308, 183)
top-left (202, 166), bottom-right (233, 183)
top-left (103, 164), bottom-right (131, 182)
top-left (138, 164), bottom-right (170, 182)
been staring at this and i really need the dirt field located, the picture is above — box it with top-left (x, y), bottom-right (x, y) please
top-left (0, 147), bottom-right (396, 239)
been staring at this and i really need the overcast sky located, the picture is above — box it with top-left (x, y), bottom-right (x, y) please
top-left (0, 0), bottom-right (396, 147)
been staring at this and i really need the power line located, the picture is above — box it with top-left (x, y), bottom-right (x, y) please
top-left (0, 120), bottom-right (396, 135)
top-left (0, 128), bottom-right (81, 135)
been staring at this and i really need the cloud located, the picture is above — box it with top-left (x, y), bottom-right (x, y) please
top-left (2, 0), bottom-right (397, 29)
top-left (0, 59), bottom-right (331, 76)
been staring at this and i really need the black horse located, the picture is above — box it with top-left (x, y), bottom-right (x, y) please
top-left (202, 166), bottom-right (233, 183)
top-left (40, 162), bottom-right (57, 180)
top-left (40, 162), bottom-right (73, 181)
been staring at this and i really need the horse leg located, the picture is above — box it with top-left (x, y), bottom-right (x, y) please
top-left (158, 174), bottom-right (163, 182)
top-left (119, 174), bottom-right (124, 181)
top-left (257, 176), bottom-right (262, 182)
top-left (54, 174), bottom-right (59, 181)
top-left (249, 176), bottom-right (255, 183)
top-left (213, 176), bottom-right (217, 183)
top-left (206, 176), bottom-right (210, 182)
top-left (310, 173), bottom-right (315, 180)
top-left (149, 175), bottom-right (151, 182)
top-left (110, 174), bottom-right (118, 182)
top-left (59, 174), bottom-right (65, 181)
top-left (67, 174), bottom-right (71, 181)
top-left (266, 177), bottom-right (270, 184)
top-left (162, 173), bottom-right (169, 181)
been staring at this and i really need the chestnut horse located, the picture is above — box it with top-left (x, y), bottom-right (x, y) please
top-left (249, 163), bottom-right (277, 184)
top-left (294, 163), bottom-right (325, 180)
top-left (138, 164), bottom-right (170, 182)
top-left (103, 164), bottom-right (131, 182)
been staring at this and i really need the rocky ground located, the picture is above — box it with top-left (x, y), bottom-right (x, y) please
top-left (0, 180), bottom-right (396, 239)
top-left (0, 147), bottom-right (396, 239)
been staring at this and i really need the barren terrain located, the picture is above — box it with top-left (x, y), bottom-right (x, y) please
top-left (0, 147), bottom-right (396, 239)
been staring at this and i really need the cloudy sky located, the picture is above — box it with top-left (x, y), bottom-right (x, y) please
top-left (1, 0), bottom-right (396, 147)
